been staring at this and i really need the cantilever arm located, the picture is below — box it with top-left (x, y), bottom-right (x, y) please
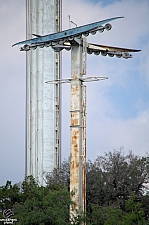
top-left (12, 16), bottom-right (124, 47)
top-left (87, 43), bottom-right (141, 58)
top-left (88, 43), bottom-right (141, 52)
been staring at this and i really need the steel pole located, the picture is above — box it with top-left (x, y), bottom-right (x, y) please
top-left (70, 39), bottom-right (86, 222)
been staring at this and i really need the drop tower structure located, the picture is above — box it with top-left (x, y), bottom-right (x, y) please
top-left (26, 0), bottom-right (61, 185)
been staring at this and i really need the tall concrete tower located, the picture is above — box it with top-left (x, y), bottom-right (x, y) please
top-left (26, 0), bottom-right (61, 185)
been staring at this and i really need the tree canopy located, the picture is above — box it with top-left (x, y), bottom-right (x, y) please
top-left (0, 176), bottom-right (84, 225)
top-left (46, 149), bottom-right (149, 224)
top-left (1, 149), bottom-right (149, 224)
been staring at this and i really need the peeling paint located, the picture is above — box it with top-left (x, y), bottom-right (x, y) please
top-left (70, 41), bottom-right (86, 221)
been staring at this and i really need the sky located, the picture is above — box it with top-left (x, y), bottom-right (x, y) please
top-left (0, 0), bottom-right (149, 186)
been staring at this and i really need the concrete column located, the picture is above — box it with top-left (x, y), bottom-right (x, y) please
top-left (26, 0), bottom-right (61, 185)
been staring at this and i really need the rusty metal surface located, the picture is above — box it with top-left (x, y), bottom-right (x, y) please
top-left (82, 38), bottom-right (87, 75)
top-left (70, 43), bottom-right (83, 214)
top-left (70, 41), bottom-right (86, 222)
top-left (82, 85), bottom-right (86, 214)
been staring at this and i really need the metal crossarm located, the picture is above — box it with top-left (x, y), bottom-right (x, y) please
top-left (12, 16), bottom-right (140, 60)
top-left (87, 43), bottom-right (141, 59)
top-left (12, 16), bottom-right (123, 47)
top-left (46, 76), bottom-right (108, 84)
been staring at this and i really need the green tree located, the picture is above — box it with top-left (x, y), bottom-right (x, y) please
top-left (46, 158), bottom-right (70, 191)
top-left (0, 180), bottom-right (21, 214)
top-left (47, 150), bottom-right (149, 207)
top-left (86, 149), bottom-right (149, 210)
top-left (1, 150), bottom-right (149, 224)
top-left (0, 176), bottom-right (84, 225)
top-left (119, 195), bottom-right (145, 225)
top-left (87, 195), bottom-right (146, 225)
top-left (46, 149), bottom-right (149, 222)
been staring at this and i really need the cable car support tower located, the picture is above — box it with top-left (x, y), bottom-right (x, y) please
top-left (13, 16), bottom-right (140, 222)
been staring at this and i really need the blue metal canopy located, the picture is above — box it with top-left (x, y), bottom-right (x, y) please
top-left (12, 16), bottom-right (123, 47)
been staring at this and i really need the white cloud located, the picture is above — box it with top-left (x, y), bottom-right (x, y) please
top-left (86, 108), bottom-right (149, 160)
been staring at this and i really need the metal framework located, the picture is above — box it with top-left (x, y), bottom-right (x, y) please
top-left (13, 16), bottom-right (140, 221)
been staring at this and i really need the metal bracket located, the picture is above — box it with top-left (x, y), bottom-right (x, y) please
top-left (70, 125), bottom-right (82, 128)
top-left (46, 76), bottom-right (108, 84)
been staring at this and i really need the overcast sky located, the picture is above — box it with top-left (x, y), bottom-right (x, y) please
top-left (0, 0), bottom-right (149, 186)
